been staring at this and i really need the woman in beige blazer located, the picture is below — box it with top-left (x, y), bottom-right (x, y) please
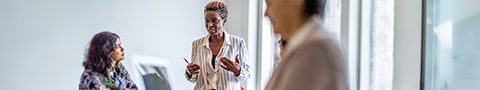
top-left (264, 0), bottom-right (349, 90)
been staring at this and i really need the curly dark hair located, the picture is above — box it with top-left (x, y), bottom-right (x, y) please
top-left (83, 31), bottom-right (120, 76)
top-left (304, 0), bottom-right (327, 19)
top-left (204, 1), bottom-right (228, 23)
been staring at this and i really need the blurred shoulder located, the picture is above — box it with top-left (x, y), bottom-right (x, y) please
top-left (288, 28), bottom-right (344, 60)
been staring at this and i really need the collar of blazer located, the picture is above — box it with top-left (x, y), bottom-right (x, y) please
top-left (285, 17), bottom-right (322, 53)
top-left (202, 31), bottom-right (232, 48)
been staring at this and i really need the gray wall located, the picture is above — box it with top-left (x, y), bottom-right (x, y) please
top-left (394, 0), bottom-right (422, 89)
top-left (224, 0), bottom-right (249, 42)
top-left (0, 0), bottom-right (216, 90)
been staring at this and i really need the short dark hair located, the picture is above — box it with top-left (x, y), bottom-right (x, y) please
top-left (304, 0), bottom-right (327, 19)
top-left (204, 1), bottom-right (228, 22)
top-left (83, 31), bottom-right (120, 76)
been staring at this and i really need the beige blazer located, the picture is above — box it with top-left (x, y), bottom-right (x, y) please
top-left (265, 19), bottom-right (348, 90)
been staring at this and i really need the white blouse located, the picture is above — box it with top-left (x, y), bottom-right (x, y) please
top-left (185, 32), bottom-right (250, 90)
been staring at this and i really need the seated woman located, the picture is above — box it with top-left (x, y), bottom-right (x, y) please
top-left (79, 31), bottom-right (137, 90)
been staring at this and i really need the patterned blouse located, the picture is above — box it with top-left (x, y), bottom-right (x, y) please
top-left (79, 63), bottom-right (137, 90)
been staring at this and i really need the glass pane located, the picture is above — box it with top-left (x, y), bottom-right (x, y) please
top-left (324, 0), bottom-right (342, 40)
top-left (424, 0), bottom-right (480, 89)
top-left (370, 0), bottom-right (394, 89)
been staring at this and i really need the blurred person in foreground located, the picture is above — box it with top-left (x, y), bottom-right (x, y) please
top-left (79, 31), bottom-right (137, 90)
top-left (264, 0), bottom-right (348, 89)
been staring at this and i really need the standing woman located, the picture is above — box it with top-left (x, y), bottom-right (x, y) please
top-left (79, 31), bottom-right (137, 90)
top-left (185, 1), bottom-right (250, 90)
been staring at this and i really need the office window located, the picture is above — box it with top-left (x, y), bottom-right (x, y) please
top-left (359, 0), bottom-right (394, 89)
top-left (324, 0), bottom-right (342, 39)
top-left (370, 0), bottom-right (394, 90)
top-left (424, 0), bottom-right (480, 90)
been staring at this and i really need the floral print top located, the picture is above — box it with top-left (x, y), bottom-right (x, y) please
top-left (79, 63), bottom-right (137, 90)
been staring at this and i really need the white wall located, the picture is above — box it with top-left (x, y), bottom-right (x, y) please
top-left (0, 0), bottom-right (210, 90)
top-left (224, 0), bottom-right (249, 41)
top-left (393, 0), bottom-right (422, 89)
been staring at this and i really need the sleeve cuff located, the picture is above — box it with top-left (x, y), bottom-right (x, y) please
top-left (235, 63), bottom-right (250, 82)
